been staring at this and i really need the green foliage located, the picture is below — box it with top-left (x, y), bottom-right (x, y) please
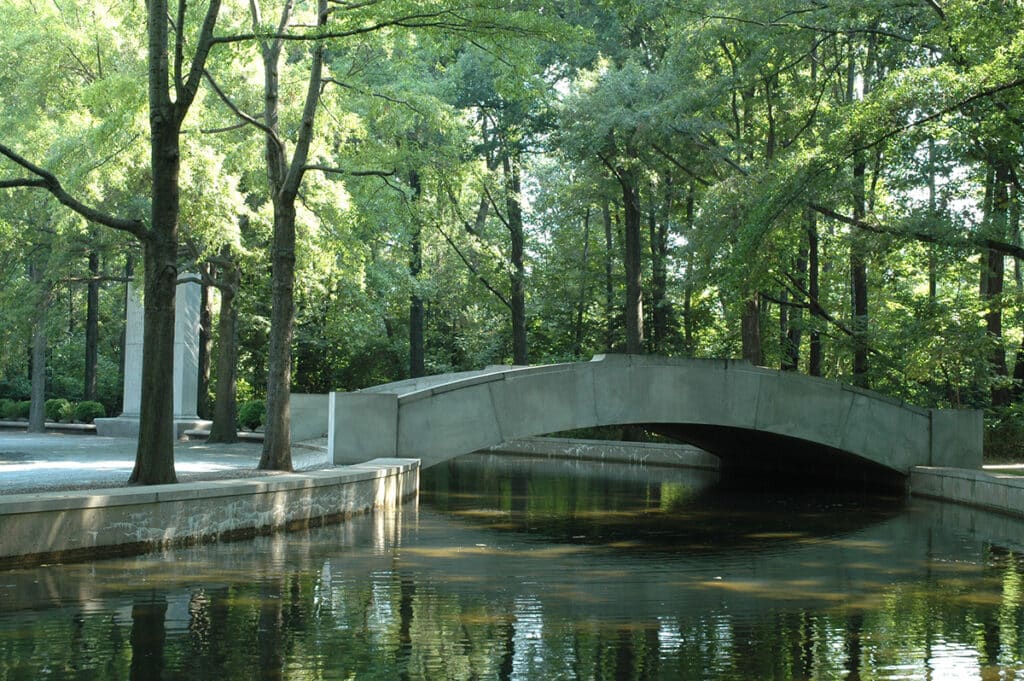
top-left (0, 376), bottom-right (30, 401)
top-left (15, 401), bottom-right (31, 419)
top-left (237, 400), bottom-right (265, 432)
top-left (44, 398), bottom-right (73, 422)
top-left (72, 401), bottom-right (106, 423)
top-left (985, 405), bottom-right (1024, 463)
top-left (0, 398), bottom-right (14, 420)
top-left (2, 0), bottom-right (1024, 465)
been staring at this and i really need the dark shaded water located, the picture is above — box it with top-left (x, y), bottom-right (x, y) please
top-left (1, 454), bottom-right (1022, 680)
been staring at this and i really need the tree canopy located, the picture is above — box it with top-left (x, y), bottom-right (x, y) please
top-left (3, 0), bottom-right (1024, 477)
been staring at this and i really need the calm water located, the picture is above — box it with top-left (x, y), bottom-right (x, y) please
top-left (1, 454), bottom-right (1022, 680)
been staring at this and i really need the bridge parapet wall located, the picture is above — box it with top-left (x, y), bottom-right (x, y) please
top-left (328, 354), bottom-right (983, 472)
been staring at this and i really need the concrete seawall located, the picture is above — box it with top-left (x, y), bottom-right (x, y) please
top-left (0, 458), bottom-right (418, 568)
top-left (491, 437), bottom-right (1024, 521)
top-left (910, 466), bottom-right (1024, 519)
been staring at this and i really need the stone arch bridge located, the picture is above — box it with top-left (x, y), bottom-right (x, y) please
top-left (328, 355), bottom-right (982, 483)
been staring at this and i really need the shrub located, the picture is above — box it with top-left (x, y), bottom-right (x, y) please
top-left (238, 399), bottom-right (265, 431)
top-left (16, 401), bottom-right (31, 419)
top-left (73, 401), bottom-right (106, 423)
top-left (0, 377), bottom-right (30, 401)
top-left (45, 398), bottom-right (73, 422)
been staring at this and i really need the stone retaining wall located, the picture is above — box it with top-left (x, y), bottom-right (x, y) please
top-left (910, 466), bottom-right (1024, 519)
top-left (0, 458), bottom-right (418, 568)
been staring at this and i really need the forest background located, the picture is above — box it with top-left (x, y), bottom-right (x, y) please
top-left (1, 0), bottom-right (1023, 479)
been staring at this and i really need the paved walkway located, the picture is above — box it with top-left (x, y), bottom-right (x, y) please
top-left (0, 432), bottom-right (330, 494)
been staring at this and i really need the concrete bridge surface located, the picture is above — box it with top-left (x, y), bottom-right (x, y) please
top-left (328, 354), bottom-right (982, 482)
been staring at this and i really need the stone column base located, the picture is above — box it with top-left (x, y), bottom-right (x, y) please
top-left (94, 416), bottom-right (213, 440)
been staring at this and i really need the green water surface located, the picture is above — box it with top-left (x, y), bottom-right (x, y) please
top-left (0, 454), bottom-right (1022, 680)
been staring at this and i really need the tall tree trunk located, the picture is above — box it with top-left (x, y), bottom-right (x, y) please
top-left (985, 159), bottom-right (1012, 406)
top-left (208, 254), bottom-right (240, 443)
top-left (848, 44), bottom-right (871, 389)
top-left (741, 295), bottom-right (762, 365)
top-left (503, 155), bottom-right (528, 365)
top-left (85, 249), bottom-right (99, 401)
top-left (28, 264), bottom-right (47, 433)
top-left (603, 199), bottom-right (615, 351)
top-left (784, 244), bottom-right (808, 371)
top-left (131, 0), bottom-right (222, 484)
top-left (408, 170), bottom-right (424, 378)
top-left (648, 177), bottom-right (672, 353)
top-left (778, 288), bottom-right (789, 368)
top-left (683, 182), bottom-right (696, 354)
top-left (130, 110), bottom-right (181, 484)
top-left (850, 152), bottom-right (869, 387)
top-left (259, 0), bottom-right (327, 471)
top-left (618, 162), bottom-right (644, 355)
top-left (927, 139), bottom-right (939, 300)
top-left (573, 207), bottom-right (591, 358)
top-left (197, 262), bottom-right (213, 418)
top-left (808, 211), bottom-right (823, 377)
top-left (1011, 184), bottom-right (1024, 400)
top-left (261, 196), bottom-right (297, 471)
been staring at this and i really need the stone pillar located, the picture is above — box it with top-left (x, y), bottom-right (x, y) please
top-left (173, 278), bottom-right (201, 420)
top-left (95, 277), bottom-right (211, 438)
top-left (120, 283), bottom-right (143, 417)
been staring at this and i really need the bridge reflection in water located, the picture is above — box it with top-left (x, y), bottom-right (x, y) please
top-left (330, 354), bottom-right (983, 487)
top-left (0, 454), bottom-right (1021, 680)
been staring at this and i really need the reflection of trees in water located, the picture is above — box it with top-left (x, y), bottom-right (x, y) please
top-left (423, 458), bottom-right (911, 567)
top-left (2, 479), bottom-right (1023, 679)
top-left (129, 593), bottom-right (166, 681)
top-left (0, 550), bottom-right (1022, 679)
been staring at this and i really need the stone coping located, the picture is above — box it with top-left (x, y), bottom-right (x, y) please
top-left (0, 420), bottom-right (97, 433)
top-left (0, 460), bottom-right (416, 514)
top-left (0, 458), bottom-right (419, 568)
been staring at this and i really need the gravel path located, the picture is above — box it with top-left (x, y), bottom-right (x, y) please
top-left (0, 432), bottom-right (332, 495)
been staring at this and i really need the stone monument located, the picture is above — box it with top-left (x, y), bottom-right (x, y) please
top-left (95, 277), bottom-right (211, 438)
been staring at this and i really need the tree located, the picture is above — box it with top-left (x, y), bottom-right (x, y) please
top-left (1, 0), bottom-right (223, 483)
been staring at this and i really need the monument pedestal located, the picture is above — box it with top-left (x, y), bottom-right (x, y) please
top-left (95, 278), bottom-right (211, 440)
top-left (95, 415), bottom-right (212, 439)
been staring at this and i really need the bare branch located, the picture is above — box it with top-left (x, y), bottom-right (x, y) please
top-left (305, 164), bottom-right (396, 178)
top-left (175, 0), bottom-right (223, 119)
top-left (327, 0), bottom-right (385, 10)
top-left (651, 143), bottom-right (713, 187)
top-left (203, 69), bottom-right (286, 157)
top-left (481, 182), bottom-right (511, 231)
top-left (809, 203), bottom-right (1024, 259)
top-left (281, 0), bottom-right (327, 195)
top-left (846, 76), bottom-right (1024, 158)
top-left (322, 78), bottom-right (426, 115)
top-left (0, 143), bottom-right (147, 238)
top-left (63, 275), bottom-right (133, 284)
top-left (200, 121), bottom-right (252, 134)
top-left (434, 220), bottom-right (511, 309)
top-left (210, 9), bottom-right (508, 46)
top-left (924, 0), bottom-right (946, 21)
top-left (0, 178), bottom-right (48, 189)
top-left (174, 0), bottom-right (187, 94)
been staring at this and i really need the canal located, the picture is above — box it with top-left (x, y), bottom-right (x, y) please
top-left (1, 453), bottom-right (1022, 680)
